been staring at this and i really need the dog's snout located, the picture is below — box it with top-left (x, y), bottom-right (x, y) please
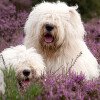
top-left (45, 24), bottom-right (54, 32)
top-left (23, 70), bottom-right (30, 76)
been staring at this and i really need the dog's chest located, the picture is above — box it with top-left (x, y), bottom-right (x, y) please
top-left (44, 55), bottom-right (69, 74)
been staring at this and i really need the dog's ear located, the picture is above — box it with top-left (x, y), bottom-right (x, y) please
top-left (68, 5), bottom-right (86, 38)
top-left (68, 5), bottom-right (82, 25)
top-left (68, 5), bottom-right (82, 26)
top-left (69, 5), bottom-right (79, 17)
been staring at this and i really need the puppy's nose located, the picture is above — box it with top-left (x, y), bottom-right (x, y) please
top-left (23, 70), bottom-right (30, 76)
top-left (45, 24), bottom-right (54, 32)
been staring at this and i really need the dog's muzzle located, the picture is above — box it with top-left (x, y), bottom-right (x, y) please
top-left (23, 69), bottom-right (30, 77)
top-left (44, 24), bottom-right (54, 43)
top-left (17, 69), bottom-right (32, 91)
top-left (45, 24), bottom-right (54, 32)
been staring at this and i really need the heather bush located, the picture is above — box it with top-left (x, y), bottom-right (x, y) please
top-left (0, 68), bottom-right (100, 100)
top-left (84, 19), bottom-right (100, 63)
top-left (0, 0), bottom-right (28, 52)
top-left (38, 73), bottom-right (100, 100)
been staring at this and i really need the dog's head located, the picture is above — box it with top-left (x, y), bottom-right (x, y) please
top-left (15, 48), bottom-right (46, 91)
top-left (24, 2), bottom-right (85, 52)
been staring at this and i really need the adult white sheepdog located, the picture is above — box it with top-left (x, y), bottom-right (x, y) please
top-left (24, 2), bottom-right (99, 79)
top-left (0, 45), bottom-right (45, 94)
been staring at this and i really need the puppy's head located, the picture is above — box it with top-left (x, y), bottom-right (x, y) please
top-left (15, 48), bottom-right (46, 91)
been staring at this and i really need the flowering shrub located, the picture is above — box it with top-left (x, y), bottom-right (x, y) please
top-left (85, 19), bottom-right (100, 63)
top-left (38, 73), bottom-right (100, 100)
top-left (0, 0), bottom-right (28, 51)
top-left (1, 69), bottom-right (100, 100)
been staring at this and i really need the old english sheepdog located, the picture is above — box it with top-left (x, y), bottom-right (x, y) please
top-left (24, 2), bottom-right (99, 79)
top-left (0, 45), bottom-right (45, 93)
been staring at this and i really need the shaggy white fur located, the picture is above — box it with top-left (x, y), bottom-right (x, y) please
top-left (24, 2), bottom-right (99, 79)
top-left (0, 45), bottom-right (45, 94)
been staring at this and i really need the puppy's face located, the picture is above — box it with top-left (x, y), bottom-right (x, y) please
top-left (16, 62), bottom-right (44, 91)
top-left (16, 67), bottom-right (35, 91)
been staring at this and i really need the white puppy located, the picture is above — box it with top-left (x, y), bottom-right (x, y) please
top-left (0, 45), bottom-right (45, 94)
top-left (24, 2), bottom-right (99, 79)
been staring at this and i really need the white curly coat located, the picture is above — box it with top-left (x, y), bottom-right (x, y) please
top-left (0, 45), bottom-right (45, 94)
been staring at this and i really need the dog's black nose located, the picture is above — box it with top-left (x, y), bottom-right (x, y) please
top-left (45, 24), bottom-right (54, 32)
top-left (23, 70), bottom-right (30, 76)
